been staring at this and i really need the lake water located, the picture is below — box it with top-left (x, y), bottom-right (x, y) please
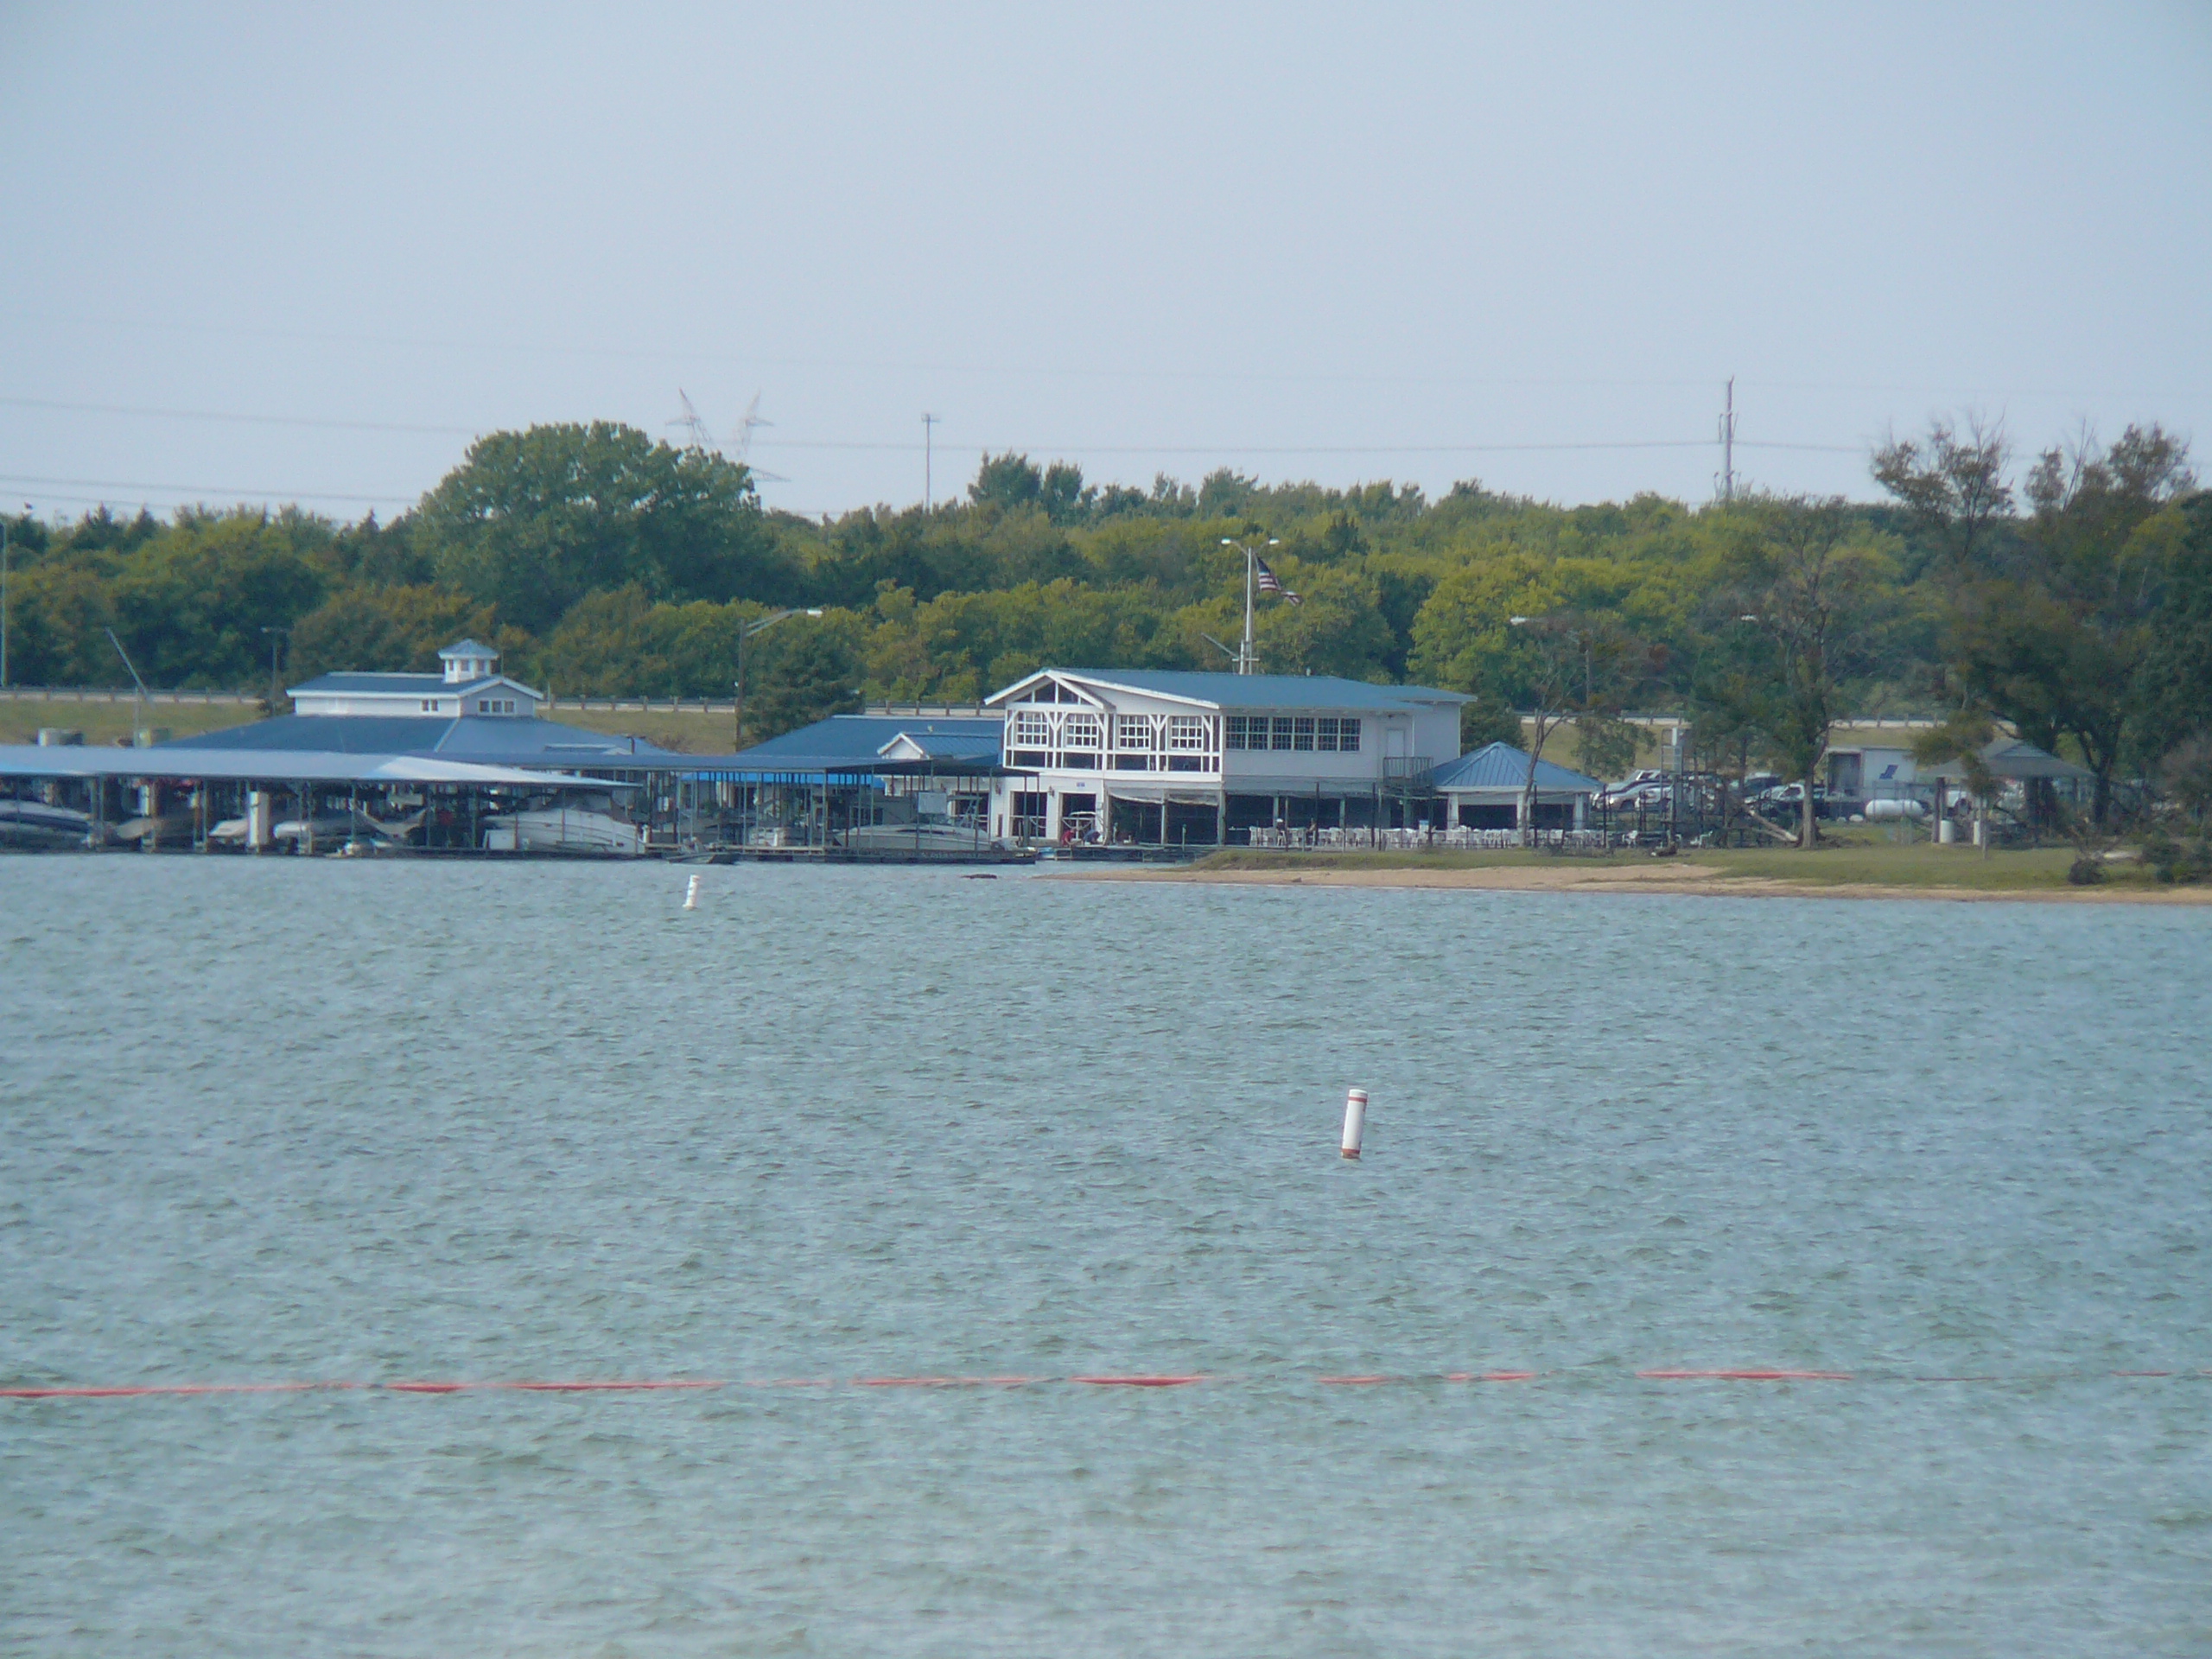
top-left (3, 857), bottom-right (2208, 1656)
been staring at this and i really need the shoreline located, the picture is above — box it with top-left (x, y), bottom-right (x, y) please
top-left (1047, 859), bottom-right (2212, 905)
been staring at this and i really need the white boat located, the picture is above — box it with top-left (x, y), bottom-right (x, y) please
top-left (0, 799), bottom-right (102, 849)
top-left (480, 805), bottom-right (645, 855)
top-left (838, 813), bottom-right (999, 855)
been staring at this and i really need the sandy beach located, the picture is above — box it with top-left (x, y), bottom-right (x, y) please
top-left (1051, 857), bottom-right (2212, 905)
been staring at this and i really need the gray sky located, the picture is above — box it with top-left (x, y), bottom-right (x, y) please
top-left (3, 3), bottom-right (2208, 524)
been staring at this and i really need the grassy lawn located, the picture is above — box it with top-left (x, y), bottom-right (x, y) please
top-left (548, 706), bottom-right (738, 753)
top-left (1, 697), bottom-right (740, 753)
top-left (0, 698), bottom-right (263, 747)
top-left (1193, 842), bottom-right (2164, 893)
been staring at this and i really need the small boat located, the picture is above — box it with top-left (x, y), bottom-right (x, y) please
top-left (0, 799), bottom-right (103, 849)
top-left (114, 812), bottom-right (198, 846)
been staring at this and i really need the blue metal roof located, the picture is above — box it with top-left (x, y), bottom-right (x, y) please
top-left (1430, 742), bottom-right (1603, 793)
top-left (887, 730), bottom-right (1001, 760)
top-left (688, 713), bottom-right (1005, 780)
top-left (163, 714), bottom-right (690, 768)
top-left (734, 715), bottom-right (1001, 763)
top-left (289, 671), bottom-right (514, 696)
top-left (289, 671), bottom-right (448, 693)
top-left (1009, 669), bottom-right (1470, 711)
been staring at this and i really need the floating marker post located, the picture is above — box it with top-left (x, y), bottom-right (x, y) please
top-left (683, 873), bottom-right (702, 910)
top-left (1340, 1089), bottom-right (1367, 1159)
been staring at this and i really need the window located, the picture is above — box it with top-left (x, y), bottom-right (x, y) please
top-left (1337, 718), bottom-right (1361, 753)
top-left (1315, 716), bottom-right (1338, 751)
top-left (477, 699), bottom-right (489, 713)
top-left (1271, 716), bottom-right (1295, 751)
top-left (1166, 715), bottom-right (1208, 752)
top-left (1014, 710), bottom-right (1050, 747)
top-left (1117, 716), bottom-right (1154, 751)
top-left (1225, 715), bottom-right (1252, 750)
top-left (1293, 717), bottom-right (1315, 752)
top-left (1060, 713), bottom-right (1102, 754)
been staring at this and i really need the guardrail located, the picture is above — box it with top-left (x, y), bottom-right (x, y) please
top-left (0, 686), bottom-right (262, 705)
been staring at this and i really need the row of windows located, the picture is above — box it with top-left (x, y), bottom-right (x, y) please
top-left (1224, 715), bottom-right (1361, 753)
top-left (476, 698), bottom-right (518, 715)
top-left (1012, 711), bottom-right (1212, 752)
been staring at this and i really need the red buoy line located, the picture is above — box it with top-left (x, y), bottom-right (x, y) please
top-left (3, 1367), bottom-right (2206, 1402)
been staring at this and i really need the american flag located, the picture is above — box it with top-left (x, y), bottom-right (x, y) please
top-left (1255, 555), bottom-right (1302, 606)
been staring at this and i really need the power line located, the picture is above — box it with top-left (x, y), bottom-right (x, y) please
top-left (0, 473), bottom-right (415, 505)
top-left (0, 395), bottom-right (1861, 454)
top-left (0, 396), bottom-right (481, 436)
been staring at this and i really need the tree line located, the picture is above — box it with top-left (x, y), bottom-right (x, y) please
top-left (3, 416), bottom-right (2208, 824)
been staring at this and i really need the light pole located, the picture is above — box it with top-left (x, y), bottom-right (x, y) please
top-left (260, 626), bottom-right (289, 714)
top-left (0, 504), bottom-right (27, 690)
top-left (734, 607), bottom-right (823, 750)
top-left (1218, 537), bottom-right (1281, 675)
top-left (1509, 612), bottom-right (1595, 849)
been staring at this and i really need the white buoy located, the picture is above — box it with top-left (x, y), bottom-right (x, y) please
top-left (1340, 1089), bottom-right (1367, 1160)
top-left (683, 872), bottom-right (702, 910)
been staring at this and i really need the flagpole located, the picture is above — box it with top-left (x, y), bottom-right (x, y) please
top-left (1223, 536), bottom-right (1280, 675)
top-left (1242, 546), bottom-right (1255, 675)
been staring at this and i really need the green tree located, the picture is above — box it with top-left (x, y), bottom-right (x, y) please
top-left (288, 583), bottom-right (499, 683)
top-left (416, 423), bottom-right (795, 635)
top-left (2136, 493), bottom-right (2212, 773)
top-left (747, 615), bottom-right (865, 739)
top-left (1891, 424), bottom-right (2196, 823)
top-left (1719, 495), bottom-right (1896, 848)
top-left (969, 453), bottom-right (1043, 512)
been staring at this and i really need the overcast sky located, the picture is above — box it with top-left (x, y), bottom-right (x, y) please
top-left (3, 3), bottom-right (2208, 524)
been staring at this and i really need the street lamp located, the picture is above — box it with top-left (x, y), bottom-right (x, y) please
top-left (1, 504), bottom-right (29, 690)
top-left (734, 607), bottom-right (823, 750)
top-left (1218, 536), bottom-right (1281, 675)
top-left (260, 626), bottom-right (290, 714)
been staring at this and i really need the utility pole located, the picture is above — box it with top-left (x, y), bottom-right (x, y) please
top-left (921, 413), bottom-right (939, 512)
top-left (0, 505), bottom-right (25, 689)
top-left (1718, 376), bottom-right (1737, 503)
top-left (260, 626), bottom-right (289, 715)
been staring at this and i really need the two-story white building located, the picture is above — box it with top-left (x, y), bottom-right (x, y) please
top-left (288, 639), bottom-right (543, 720)
top-left (982, 668), bottom-right (1469, 844)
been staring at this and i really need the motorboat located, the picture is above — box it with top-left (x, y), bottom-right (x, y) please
top-left (839, 811), bottom-right (999, 855)
top-left (480, 804), bottom-right (644, 855)
top-left (0, 798), bottom-right (102, 849)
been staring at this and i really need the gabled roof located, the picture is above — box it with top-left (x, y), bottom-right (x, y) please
top-left (690, 713), bottom-right (1007, 779)
top-left (1917, 736), bottom-right (2094, 783)
top-left (880, 729), bottom-right (1001, 761)
top-left (989, 667), bottom-right (1471, 712)
top-left (162, 714), bottom-right (687, 767)
top-left (734, 714), bottom-right (1001, 765)
top-left (1430, 742), bottom-right (1603, 793)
